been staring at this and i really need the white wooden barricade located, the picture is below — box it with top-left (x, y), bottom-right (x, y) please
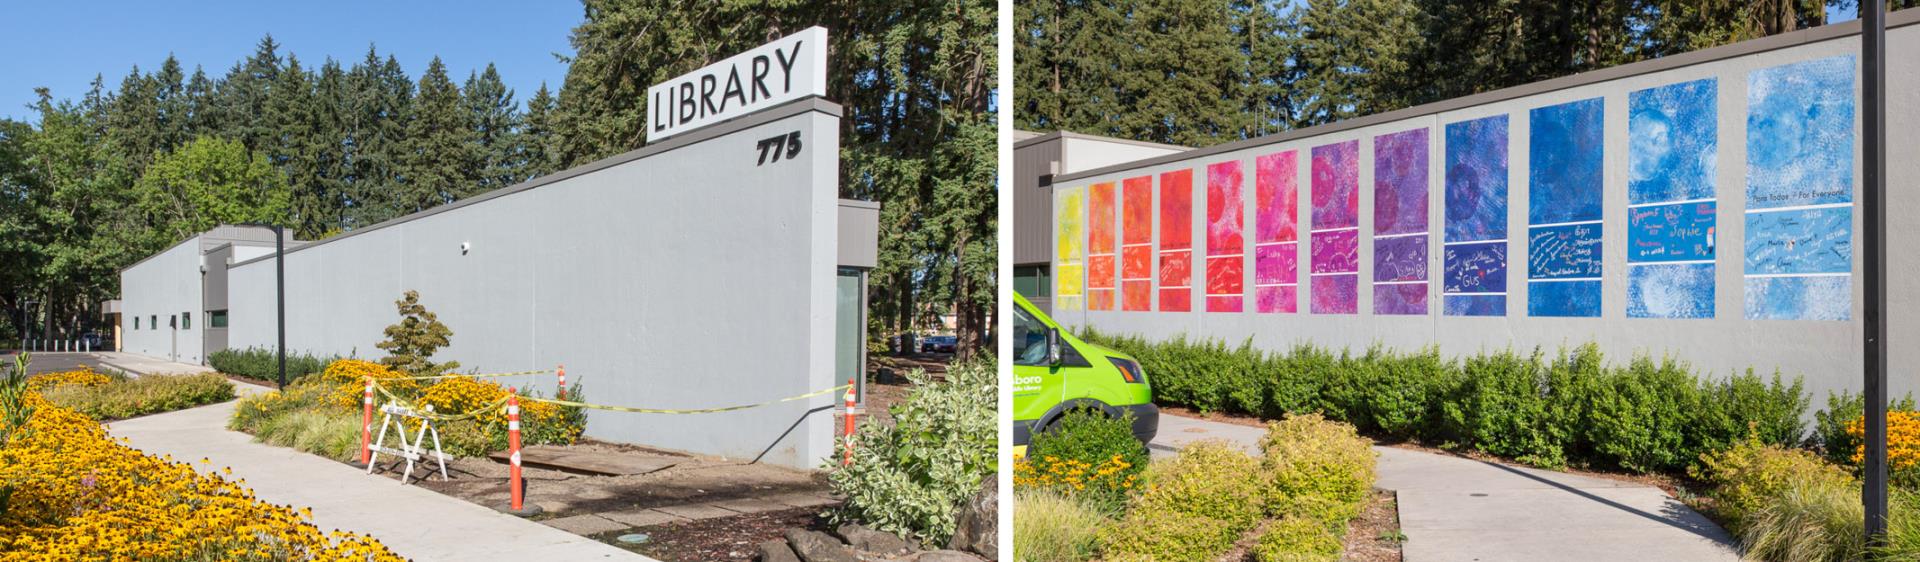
top-left (365, 402), bottom-right (452, 485)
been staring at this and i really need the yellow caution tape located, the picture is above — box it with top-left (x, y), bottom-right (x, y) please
top-left (520, 384), bottom-right (853, 415)
top-left (366, 377), bottom-right (513, 422)
top-left (380, 368), bottom-right (555, 381)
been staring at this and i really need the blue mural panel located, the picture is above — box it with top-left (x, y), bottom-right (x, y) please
top-left (1628, 201), bottom-right (1716, 263)
top-left (1629, 79), bottom-right (1718, 205)
top-left (1527, 223), bottom-right (1603, 280)
top-left (1747, 56), bottom-right (1855, 209)
top-left (1529, 98), bottom-right (1605, 224)
top-left (1628, 263), bottom-right (1714, 319)
top-left (1443, 241), bottom-right (1507, 294)
top-left (1745, 206), bottom-right (1852, 275)
top-left (1444, 116), bottom-right (1509, 243)
top-left (1746, 276), bottom-right (1850, 321)
top-left (1445, 295), bottom-right (1505, 316)
top-left (1529, 280), bottom-right (1603, 317)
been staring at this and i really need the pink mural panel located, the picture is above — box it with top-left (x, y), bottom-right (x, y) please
top-left (1206, 161), bottom-right (1244, 312)
top-left (1311, 141), bottom-right (1361, 314)
top-left (1159, 169), bottom-right (1193, 312)
top-left (1255, 150), bottom-right (1299, 313)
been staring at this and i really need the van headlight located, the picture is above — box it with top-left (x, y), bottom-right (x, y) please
top-left (1108, 357), bottom-right (1144, 384)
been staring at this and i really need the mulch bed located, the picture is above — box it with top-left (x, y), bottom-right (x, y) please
top-left (1345, 489), bottom-right (1404, 562)
top-left (595, 507), bottom-right (833, 561)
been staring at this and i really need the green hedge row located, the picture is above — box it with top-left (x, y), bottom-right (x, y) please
top-left (207, 346), bottom-right (337, 382)
top-left (1082, 328), bottom-right (1809, 474)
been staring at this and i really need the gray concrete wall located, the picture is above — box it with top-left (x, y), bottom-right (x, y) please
top-left (224, 99), bottom-right (844, 468)
top-left (120, 236), bottom-right (205, 363)
top-left (1050, 20), bottom-right (1920, 413)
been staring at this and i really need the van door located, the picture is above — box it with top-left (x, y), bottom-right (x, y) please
top-left (1011, 300), bottom-right (1064, 433)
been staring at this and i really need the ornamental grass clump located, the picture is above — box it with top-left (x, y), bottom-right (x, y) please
top-left (1011, 488), bottom-right (1107, 562)
top-left (0, 369), bottom-right (402, 560)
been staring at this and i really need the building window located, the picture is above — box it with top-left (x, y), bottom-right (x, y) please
top-left (151, 315), bottom-right (157, 330)
top-left (135, 317), bottom-right (140, 330)
top-left (182, 312), bottom-right (191, 330)
top-left (1014, 265), bottom-right (1051, 299)
top-left (210, 310), bottom-right (228, 328)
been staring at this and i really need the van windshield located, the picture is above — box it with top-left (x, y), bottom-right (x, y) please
top-left (1013, 305), bottom-right (1049, 366)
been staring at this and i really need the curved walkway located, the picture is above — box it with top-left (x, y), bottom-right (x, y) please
top-left (1150, 413), bottom-right (1741, 562)
top-left (97, 357), bottom-right (649, 561)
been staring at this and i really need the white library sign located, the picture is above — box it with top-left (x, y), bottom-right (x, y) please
top-left (647, 26), bottom-right (828, 142)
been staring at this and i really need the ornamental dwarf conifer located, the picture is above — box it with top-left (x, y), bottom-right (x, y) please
top-left (375, 290), bottom-right (460, 377)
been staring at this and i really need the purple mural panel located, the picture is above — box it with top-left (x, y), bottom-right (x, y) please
top-left (1312, 141), bottom-right (1360, 314)
top-left (1312, 275), bottom-right (1359, 315)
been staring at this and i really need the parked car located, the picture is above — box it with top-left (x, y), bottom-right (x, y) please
top-left (921, 335), bottom-right (957, 353)
top-left (81, 332), bottom-right (105, 350)
top-left (1010, 291), bottom-right (1158, 456)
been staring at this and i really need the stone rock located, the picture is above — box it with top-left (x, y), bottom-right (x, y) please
top-left (945, 478), bottom-right (998, 558)
top-left (785, 528), bottom-right (859, 562)
top-left (909, 550), bottom-right (987, 562)
top-left (759, 539), bottom-right (802, 562)
top-left (836, 523), bottom-right (915, 555)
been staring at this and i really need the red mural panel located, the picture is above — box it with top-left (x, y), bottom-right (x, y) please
top-left (1121, 176), bottom-right (1154, 311)
top-left (1159, 169), bottom-right (1193, 312)
top-left (1087, 182), bottom-right (1116, 310)
top-left (1255, 150), bottom-right (1299, 313)
top-left (1206, 161), bottom-right (1244, 312)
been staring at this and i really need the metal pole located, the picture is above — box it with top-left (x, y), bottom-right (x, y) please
top-left (275, 226), bottom-right (287, 390)
top-left (1863, 0), bottom-right (1889, 551)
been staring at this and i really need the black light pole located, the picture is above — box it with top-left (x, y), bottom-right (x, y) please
top-left (244, 223), bottom-right (288, 390)
top-left (1863, 0), bottom-right (1889, 551)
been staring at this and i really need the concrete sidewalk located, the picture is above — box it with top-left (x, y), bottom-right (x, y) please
top-left (91, 351), bottom-right (216, 376)
top-left (108, 395), bottom-right (650, 561)
top-left (1149, 413), bottom-right (1741, 562)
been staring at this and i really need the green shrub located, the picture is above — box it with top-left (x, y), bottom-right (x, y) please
top-left (1133, 440), bottom-right (1264, 530)
top-left (1584, 355), bottom-right (1701, 473)
top-left (208, 346), bottom-right (337, 382)
top-left (828, 358), bottom-right (997, 545)
top-left (1097, 506), bottom-right (1240, 562)
top-left (1814, 390), bottom-right (1916, 468)
top-left (1692, 436), bottom-right (1855, 532)
top-left (1251, 516), bottom-right (1343, 562)
top-left (1023, 407), bottom-right (1148, 512)
top-left (42, 373), bottom-right (235, 421)
top-left (1012, 489), bottom-right (1107, 562)
top-left (1259, 413), bottom-right (1376, 523)
top-left (1443, 348), bottom-right (1568, 467)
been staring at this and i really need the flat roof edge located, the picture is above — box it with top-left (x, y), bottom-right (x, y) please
top-left (1013, 129), bottom-right (1191, 151)
top-left (1054, 11), bottom-right (1917, 183)
top-left (229, 96), bottom-right (843, 269)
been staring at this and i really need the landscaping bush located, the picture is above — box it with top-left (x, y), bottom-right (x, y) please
top-left (1, 367), bottom-right (400, 559)
top-left (1259, 413), bottom-right (1376, 524)
top-left (1135, 440), bottom-right (1266, 530)
top-left (207, 346), bottom-right (337, 382)
top-left (1692, 435), bottom-right (1855, 532)
top-left (1079, 330), bottom-right (1812, 477)
top-left (1011, 489), bottom-right (1107, 562)
top-left (1097, 506), bottom-right (1241, 562)
top-left (41, 372), bottom-right (235, 421)
top-left (828, 357), bottom-right (997, 545)
top-left (1251, 515), bottom-right (1344, 562)
top-left (1017, 407), bottom-right (1147, 512)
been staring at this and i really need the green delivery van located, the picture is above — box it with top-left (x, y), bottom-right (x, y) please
top-left (1011, 292), bottom-right (1158, 455)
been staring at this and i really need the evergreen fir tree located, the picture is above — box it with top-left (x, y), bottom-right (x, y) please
top-left (399, 56), bottom-right (475, 213)
top-left (464, 64), bottom-right (521, 194)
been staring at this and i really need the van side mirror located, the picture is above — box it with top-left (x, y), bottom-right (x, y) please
top-left (1046, 328), bottom-right (1063, 366)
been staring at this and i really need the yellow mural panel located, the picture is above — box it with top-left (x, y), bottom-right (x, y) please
top-left (1055, 187), bottom-right (1085, 310)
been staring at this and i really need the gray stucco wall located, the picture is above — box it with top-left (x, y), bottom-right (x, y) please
top-left (223, 99), bottom-right (844, 468)
top-left (1049, 20), bottom-right (1920, 412)
top-left (120, 237), bottom-right (205, 363)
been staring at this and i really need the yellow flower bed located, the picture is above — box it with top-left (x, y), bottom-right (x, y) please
top-left (418, 376), bottom-right (557, 424)
top-left (318, 360), bottom-right (418, 409)
top-left (1014, 454), bottom-right (1138, 493)
top-left (1848, 410), bottom-right (1920, 472)
top-left (0, 371), bottom-right (402, 561)
top-left (26, 367), bottom-right (110, 391)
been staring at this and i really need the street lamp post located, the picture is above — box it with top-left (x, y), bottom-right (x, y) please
top-left (1862, 0), bottom-right (1889, 552)
top-left (242, 223), bottom-right (288, 390)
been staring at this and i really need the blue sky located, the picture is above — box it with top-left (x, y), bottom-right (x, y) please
top-left (0, 1), bottom-right (582, 121)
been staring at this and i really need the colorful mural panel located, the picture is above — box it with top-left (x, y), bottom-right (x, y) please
top-left (1628, 202), bottom-right (1716, 263)
top-left (1122, 176), bottom-right (1154, 311)
top-left (1160, 169), bottom-right (1194, 312)
top-left (1312, 141), bottom-right (1360, 314)
top-left (1628, 263), bottom-right (1714, 319)
top-left (1375, 128), bottom-right (1429, 315)
top-left (1528, 98), bottom-right (1604, 317)
top-left (1745, 56), bottom-right (1855, 320)
top-left (1055, 187), bottom-right (1085, 311)
top-left (1087, 182), bottom-right (1116, 310)
top-left (1628, 79), bottom-right (1719, 319)
top-left (1630, 79), bottom-right (1718, 204)
top-left (1255, 151), bottom-right (1299, 313)
top-left (1443, 115), bottom-right (1508, 316)
top-left (1207, 161), bottom-right (1245, 312)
